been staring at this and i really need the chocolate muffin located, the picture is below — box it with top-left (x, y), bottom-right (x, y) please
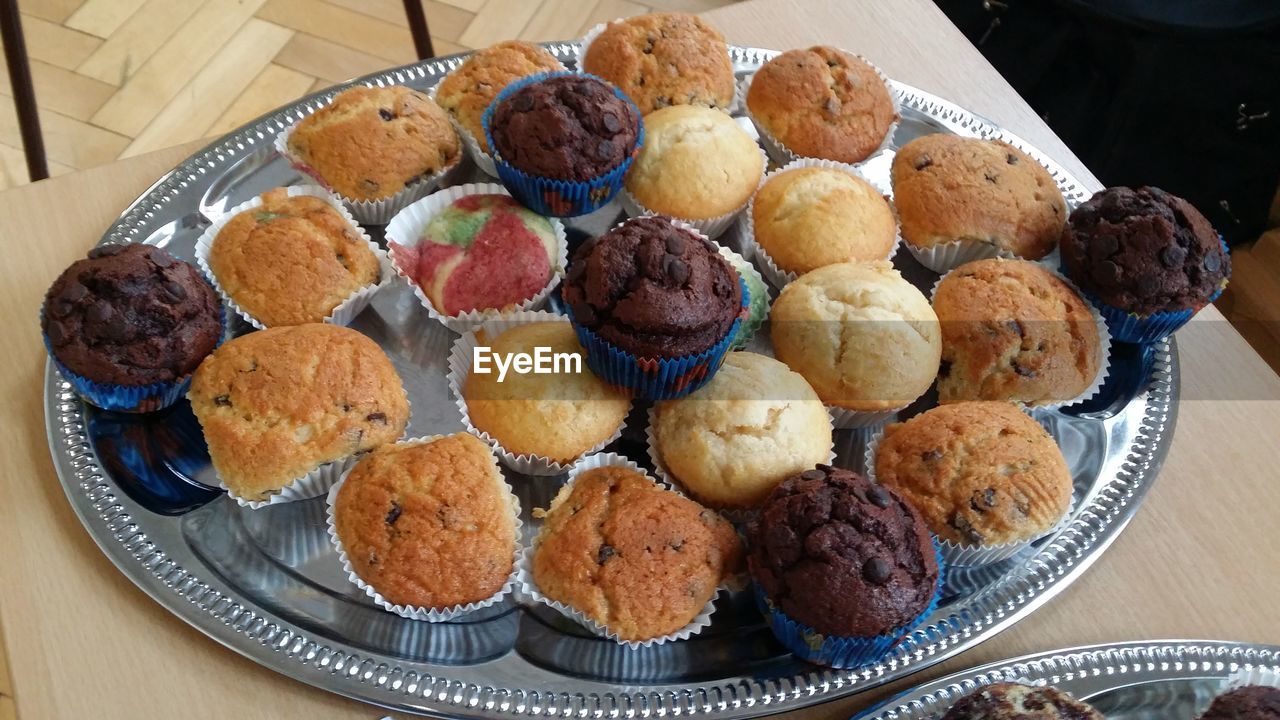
top-left (1061, 186), bottom-right (1229, 316)
top-left (43, 244), bottom-right (222, 386)
top-left (1200, 686), bottom-right (1280, 720)
top-left (563, 216), bottom-right (741, 358)
top-left (487, 74), bottom-right (639, 181)
top-left (940, 682), bottom-right (1103, 720)
top-left (749, 465), bottom-right (938, 638)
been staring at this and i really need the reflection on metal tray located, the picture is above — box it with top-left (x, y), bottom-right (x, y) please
top-left (854, 640), bottom-right (1280, 720)
top-left (44, 42), bottom-right (1179, 718)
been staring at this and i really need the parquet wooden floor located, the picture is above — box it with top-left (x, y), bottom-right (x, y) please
top-left (0, 0), bottom-right (733, 190)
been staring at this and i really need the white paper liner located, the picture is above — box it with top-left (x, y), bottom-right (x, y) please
top-left (929, 263), bottom-right (1113, 411)
top-left (222, 452), bottom-right (360, 510)
top-left (194, 185), bottom-right (393, 329)
top-left (384, 182), bottom-right (569, 333)
top-left (518, 452), bottom-right (720, 647)
top-left (827, 404), bottom-right (906, 430)
top-left (619, 145), bottom-right (767, 240)
top-left (740, 54), bottom-right (900, 167)
top-left (274, 112), bottom-right (461, 225)
top-left (905, 238), bottom-right (1016, 275)
top-left (325, 435), bottom-right (522, 621)
top-left (864, 414), bottom-right (1079, 566)
top-left (446, 310), bottom-right (630, 476)
top-left (578, 21), bottom-right (741, 113)
top-left (739, 157), bottom-right (902, 290)
top-left (1222, 666), bottom-right (1280, 691)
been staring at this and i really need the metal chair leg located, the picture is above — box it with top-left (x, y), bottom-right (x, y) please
top-left (0, 0), bottom-right (48, 182)
top-left (402, 0), bottom-right (436, 60)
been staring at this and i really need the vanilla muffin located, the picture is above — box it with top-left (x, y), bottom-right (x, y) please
top-left (434, 40), bottom-right (564, 154)
top-left (874, 402), bottom-right (1073, 547)
top-left (770, 262), bottom-right (941, 411)
top-left (746, 46), bottom-right (896, 163)
top-left (581, 12), bottom-right (734, 116)
top-left (651, 352), bottom-right (832, 510)
top-left (891, 134), bottom-right (1066, 260)
top-left (624, 105), bottom-right (763, 221)
top-left (207, 188), bottom-right (380, 327)
top-left (286, 85), bottom-right (460, 201)
top-left (188, 324), bottom-right (409, 501)
top-left (333, 434), bottom-right (516, 609)
top-left (463, 321), bottom-right (631, 464)
top-left (752, 166), bottom-right (896, 275)
top-left (532, 464), bottom-right (743, 641)
top-left (933, 258), bottom-right (1101, 406)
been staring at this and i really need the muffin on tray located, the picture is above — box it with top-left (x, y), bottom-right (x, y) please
top-left (1198, 686), bottom-right (1280, 720)
top-left (940, 682), bottom-right (1103, 720)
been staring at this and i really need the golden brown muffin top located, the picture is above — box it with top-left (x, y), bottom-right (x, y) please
top-left (434, 40), bottom-right (564, 153)
top-left (875, 401), bottom-right (1073, 546)
top-left (746, 46), bottom-right (896, 163)
top-left (582, 12), bottom-right (735, 116)
top-left (933, 258), bottom-right (1101, 406)
top-left (188, 324), bottom-right (409, 500)
top-left (891, 134), bottom-right (1066, 259)
top-left (334, 434), bottom-right (516, 609)
top-left (532, 465), bottom-right (743, 640)
top-left (287, 85), bottom-right (459, 201)
top-left (208, 189), bottom-right (380, 327)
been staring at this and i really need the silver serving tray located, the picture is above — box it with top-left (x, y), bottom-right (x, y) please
top-left (854, 640), bottom-right (1280, 719)
top-left (43, 43), bottom-right (1179, 718)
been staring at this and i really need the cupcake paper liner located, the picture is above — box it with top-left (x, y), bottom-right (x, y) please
top-left (446, 309), bottom-right (630, 476)
top-left (325, 435), bottom-right (522, 621)
top-left (828, 405), bottom-right (906, 430)
top-left (517, 452), bottom-right (721, 648)
top-left (385, 182), bottom-right (569, 333)
top-left (929, 265), bottom-right (1113, 411)
top-left (225, 451), bottom-right (361, 510)
top-left (739, 57), bottom-right (900, 168)
top-left (712, 242), bottom-right (769, 350)
top-left (482, 71), bottom-right (644, 218)
top-left (618, 146), bottom-right (768, 240)
top-left (756, 541), bottom-right (944, 668)
top-left (904, 239), bottom-right (1015, 275)
top-left (1222, 666), bottom-right (1280, 692)
top-left (194, 185), bottom-right (393, 330)
top-left (739, 157), bottom-right (903, 290)
top-left (274, 114), bottom-right (461, 225)
top-left (644, 405), bottom-right (835, 523)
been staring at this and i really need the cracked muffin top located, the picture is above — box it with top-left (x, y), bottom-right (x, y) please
top-left (333, 433), bottom-right (516, 610)
top-left (651, 351), bottom-right (832, 510)
top-left (1198, 686), bottom-right (1280, 720)
top-left (43, 244), bottom-right (222, 386)
top-left (208, 188), bottom-right (380, 327)
top-left (874, 401), bottom-right (1072, 547)
top-left (891, 134), bottom-right (1066, 260)
top-left (487, 74), bottom-right (640, 181)
top-left (582, 12), bottom-right (735, 117)
top-left (188, 323), bottom-right (409, 501)
top-left (746, 46), bottom-right (896, 163)
top-left (286, 85), bottom-right (460, 201)
top-left (531, 464), bottom-right (743, 641)
top-left (748, 465), bottom-right (938, 637)
top-left (932, 258), bottom-right (1101, 406)
top-left (1061, 186), bottom-right (1229, 315)
top-left (940, 682), bottom-right (1103, 720)
top-left (434, 40), bottom-right (564, 154)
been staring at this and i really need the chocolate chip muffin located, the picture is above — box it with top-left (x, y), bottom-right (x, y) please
top-left (531, 464), bottom-right (743, 641)
top-left (434, 40), bottom-right (565, 154)
top-left (333, 434), bottom-right (516, 610)
top-left (581, 12), bottom-right (735, 116)
top-left (749, 466), bottom-right (938, 638)
top-left (940, 683), bottom-right (1103, 720)
top-left (891, 134), bottom-right (1066, 261)
top-left (933, 258), bottom-right (1102, 406)
top-left (746, 47), bottom-right (896, 164)
top-left (286, 85), bottom-right (459, 201)
top-left (563, 216), bottom-right (742, 358)
top-left (43, 244), bottom-right (222, 386)
top-left (188, 323), bottom-right (409, 502)
top-left (1061, 186), bottom-right (1229, 316)
top-left (487, 74), bottom-right (639, 181)
top-left (874, 402), bottom-right (1073, 548)
top-left (1200, 686), bottom-right (1280, 720)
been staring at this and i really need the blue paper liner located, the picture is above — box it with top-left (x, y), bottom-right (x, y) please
top-left (755, 541), bottom-right (945, 669)
top-left (481, 71), bottom-right (644, 217)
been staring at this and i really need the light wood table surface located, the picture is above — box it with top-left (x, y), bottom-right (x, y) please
top-left (2, 1), bottom-right (1278, 718)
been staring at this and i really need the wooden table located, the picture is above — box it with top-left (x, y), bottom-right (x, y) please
top-left (2, 1), bottom-right (1278, 718)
